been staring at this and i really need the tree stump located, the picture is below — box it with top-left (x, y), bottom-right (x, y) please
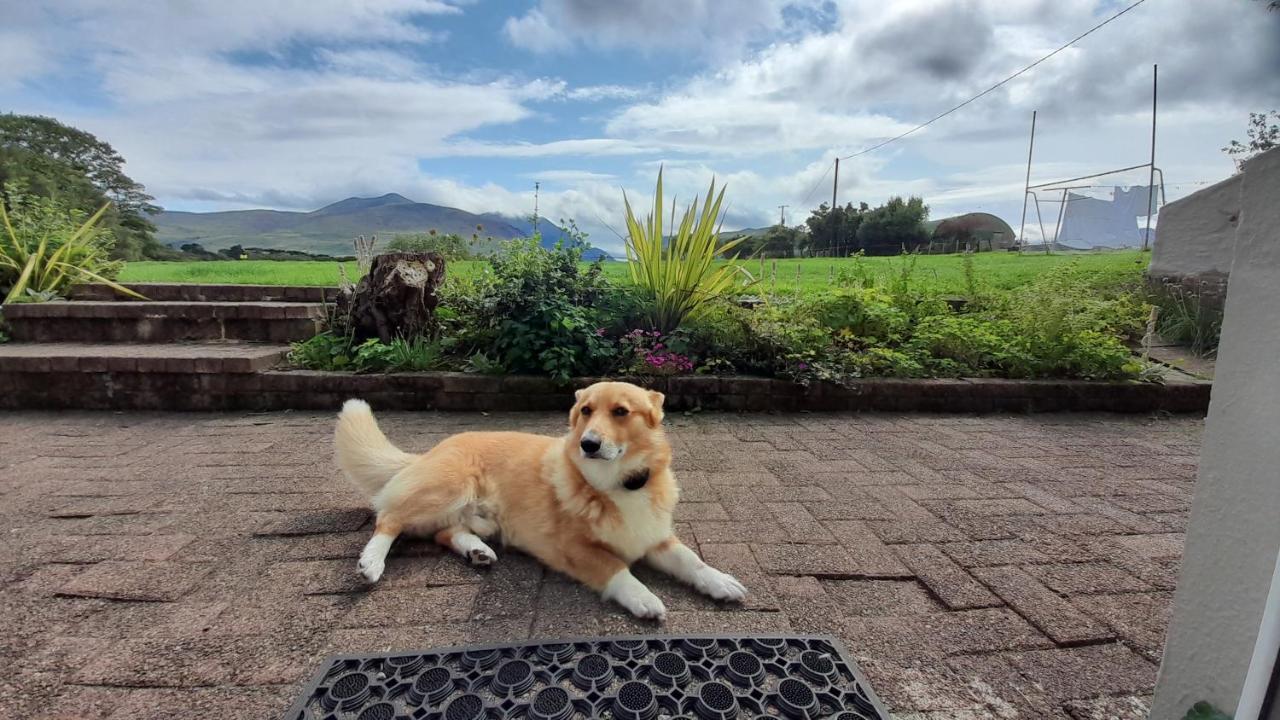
top-left (335, 252), bottom-right (446, 342)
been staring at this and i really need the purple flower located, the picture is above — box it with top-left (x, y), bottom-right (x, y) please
top-left (595, 327), bottom-right (607, 337)
top-left (797, 362), bottom-right (810, 371)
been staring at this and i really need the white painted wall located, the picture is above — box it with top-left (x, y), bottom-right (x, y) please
top-left (1149, 173), bottom-right (1242, 278)
top-left (1152, 146), bottom-right (1280, 718)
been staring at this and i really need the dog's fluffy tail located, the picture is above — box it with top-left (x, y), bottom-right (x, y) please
top-left (334, 399), bottom-right (415, 499)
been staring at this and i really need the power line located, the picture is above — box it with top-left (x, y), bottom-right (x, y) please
top-left (839, 0), bottom-right (1149, 160)
top-left (798, 159), bottom-right (835, 208)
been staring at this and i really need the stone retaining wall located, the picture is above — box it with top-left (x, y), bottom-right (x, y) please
top-left (0, 367), bottom-right (1210, 414)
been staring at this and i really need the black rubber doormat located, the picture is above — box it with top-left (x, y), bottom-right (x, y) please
top-left (283, 634), bottom-right (888, 720)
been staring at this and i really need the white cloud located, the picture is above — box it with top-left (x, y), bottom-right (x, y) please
top-left (503, 0), bottom-right (812, 55)
top-left (565, 84), bottom-right (645, 102)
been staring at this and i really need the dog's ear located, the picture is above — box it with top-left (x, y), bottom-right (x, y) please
top-left (645, 390), bottom-right (666, 428)
top-left (569, 389), bottom-right (585, 428)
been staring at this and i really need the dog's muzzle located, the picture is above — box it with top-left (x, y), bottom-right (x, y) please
top-left (579, 430), bottom-right (620, 460)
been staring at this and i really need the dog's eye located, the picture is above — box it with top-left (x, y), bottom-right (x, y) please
top-left (580, 406), bottom-right (592, 416)
top-left (613, 407), bottom-right (629, 417)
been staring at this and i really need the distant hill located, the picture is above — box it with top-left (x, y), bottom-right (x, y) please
top-left (154, 193), bottom-right (609, 259)
top-left (720, 226), bottom-right (775, 240)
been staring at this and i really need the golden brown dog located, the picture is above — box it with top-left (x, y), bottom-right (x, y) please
top-left (333, 381), bottom-right (746, 620)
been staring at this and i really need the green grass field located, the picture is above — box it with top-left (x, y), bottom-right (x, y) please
top-left (120, 250), bottom-right (1148, 294)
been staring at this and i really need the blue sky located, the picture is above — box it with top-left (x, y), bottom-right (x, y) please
top-left (2, 1), bottom-right (1277, 255)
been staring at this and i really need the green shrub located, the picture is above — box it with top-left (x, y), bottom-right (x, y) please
top-left (289, 331), bottom-right (357, 370)
top-left (803, 287), bottom-right (909, 345)
top-left (386, 231), bottom-right (474, 260)
top-left (1152, 285), bottom-right (1221, 357)
top-left (0, 186), bottom-right (143, 304)
top-left (454, 239), bottom-right (623, 384)
top-left (623, 169), bottom-right (751, 332)
top-left (289, 332), bottom-right (453, 373)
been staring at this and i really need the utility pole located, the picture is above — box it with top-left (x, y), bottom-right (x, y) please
top-left (533, 181), bottom-right (541, 235)
top-left (1142, 65), bottom-right (1158, 252)
top-left (831, 157), bottom-right (840, 257)
top-left (1018, 111), bottom-right (1036, 251)
top-left (778, 205), bottom-right (788, 226)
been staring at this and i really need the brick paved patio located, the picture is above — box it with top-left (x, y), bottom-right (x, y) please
top-left (0, 410), bottom-right (1201, 719)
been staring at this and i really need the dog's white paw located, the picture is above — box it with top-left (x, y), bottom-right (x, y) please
top-left (618, 586), bottom-right (667, 620)
top-left (468, 545), bottom-right (497, 566)
top-left (695, 567), bottom-right (748, 602)
top-left (357, 554), bottom-right (385, 583)
top-left (604, 571), bottom-right (667, 621)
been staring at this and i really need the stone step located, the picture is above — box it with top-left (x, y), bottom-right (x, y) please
top-left (2, 301), bottom-right (325, 343)
top-left (0, 342), bottom-right (289, 373)
top-left (69, 282), bottom-right (339, 303)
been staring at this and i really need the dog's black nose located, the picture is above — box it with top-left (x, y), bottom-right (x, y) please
top-left (580, 437), bottom-right (601, 454)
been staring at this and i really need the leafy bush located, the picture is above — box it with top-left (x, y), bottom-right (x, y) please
top-left (454, 239), bottom-right (624, 384)
top-left (289, 332), bottom-right (451, 373)
top-left (386, 231), bottom-right (474, 260)
top-left (0, 187), bottom-right (143, 304)
top-left (623, 169), bottom-right (751, 332)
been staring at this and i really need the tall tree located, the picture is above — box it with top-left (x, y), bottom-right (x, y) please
top-left (0, 114), bottom-right (167, 260)
top-left (804, 201), bottom-right (867, 257)
top-left (855, 196), bottom-right (930, 255)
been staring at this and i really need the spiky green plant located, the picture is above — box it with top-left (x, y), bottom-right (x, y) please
top-left (623, 169), bottom-right (751, 332)
top-left (0, 194), bottom-right (144, 304)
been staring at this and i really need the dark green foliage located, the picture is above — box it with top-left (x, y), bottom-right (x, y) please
top-left (451, 238), bottom-right (628, 384)
top-left (288, 333), bottom-right (450, 373)
top-left (1182, 701), bottom-right (1231, 720)
top-left (0, 114), bottom-right (168, 260)
top-left (804, 201), bottom-right (867, 257)
top-left (855, 196), bottom-right (930, 255)
top-left (681, 259), bottom-right (1147, 384)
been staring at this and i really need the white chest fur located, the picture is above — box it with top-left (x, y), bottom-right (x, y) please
top-left (594, 488), bottom-right (673, 562)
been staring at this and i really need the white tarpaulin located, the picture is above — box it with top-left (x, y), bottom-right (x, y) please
top-left (1056, 185), bottom-right (1158, 249)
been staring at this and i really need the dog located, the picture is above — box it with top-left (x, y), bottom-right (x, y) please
top-left (333, 381), bottom-right (746, 620)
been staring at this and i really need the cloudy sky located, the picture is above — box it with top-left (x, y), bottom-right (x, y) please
top-left (2, 0), bottom-right (1277, 253)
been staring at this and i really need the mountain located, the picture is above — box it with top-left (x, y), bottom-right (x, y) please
top-left (153, 194), bottom-right (609, 259)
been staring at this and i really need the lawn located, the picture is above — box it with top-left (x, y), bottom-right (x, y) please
top-left (119, 250), bottom-right (1148, 294)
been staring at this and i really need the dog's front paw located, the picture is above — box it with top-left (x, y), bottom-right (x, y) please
top-left (695, 567), bottom-right (748, 602)
top-left (604, 572), bottom-right (667, 621)
top-left (468, 546), bottom-right (497, 566)
top-left (357, 555), bottom-right (385, 583)
top-left (618, 586), bottom-right (667, 620)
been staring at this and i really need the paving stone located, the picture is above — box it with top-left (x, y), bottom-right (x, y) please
top-left (895, 544), bottom-right (1001, 610)
top-left (1023, 562), bottom-right (1151, 596)
top-left (1109, 533), bottom-right (1185, 559)
top-left (765, 502), bottom-right (836, 543)
top-left (42, 534), bottom-right (196, 563)
top-left (823, 521), bottom-right (912, 576)
top-left (971, 566), bottom-right (1114, 645)
top-left (819, 579), bottom-right (943, 617)
top-left (1062, 694), bottom-right (1153, 720)
top-left (1070, 592), bottom-right (1173, 662)
top-left (57, 561), bottom-right (214, 602)
top-left (254, 508), bottom-right (371, 536)
top-left (752, 543), bottom-right (869, 577)
top-left (939, 539), bottom-right (1052, 567)
top-left (865, 518), bottom-right (968, 545)
top-left (1009, 643), bottom-right (1157, 700)
top-left (340, 585), bottom-right (480, 627)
